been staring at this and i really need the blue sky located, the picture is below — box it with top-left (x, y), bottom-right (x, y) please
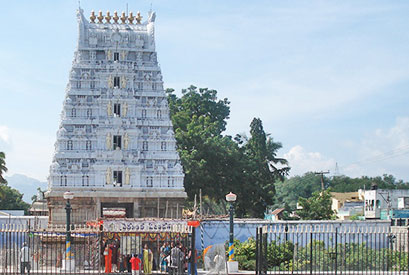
top-left (0, 0), bottom-right (408, 182)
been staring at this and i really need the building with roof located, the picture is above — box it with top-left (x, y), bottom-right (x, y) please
top-left (45, 9), bottom-right (186, 224)
top-left (331, 191), bottom-right (364, 220)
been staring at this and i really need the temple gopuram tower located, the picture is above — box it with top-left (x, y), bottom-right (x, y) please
top-left (46, 9), bottom-right (186, 224)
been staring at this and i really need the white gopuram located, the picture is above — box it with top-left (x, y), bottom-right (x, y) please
top-left (46, 9), bottom-right (186, 224)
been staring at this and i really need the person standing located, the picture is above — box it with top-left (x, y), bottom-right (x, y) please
top-left (104, 243), bottom-right (112, 273)
top-left (187, 248), bottom-right (197, 275)
top-left (111, 238), bottom-right (120, 272)
top-left (129, 254), bottom-right (141, 275)
top-left (171, 242), bottom-right (184, 275)
top-left (159, 242), bottom-right (168, 272)
top-left (143, 244), bottom-right (153, 275)
top-left (20, 242), bottom-right (30, 274)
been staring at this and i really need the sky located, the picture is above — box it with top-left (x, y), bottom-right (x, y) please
top-left (0, 0), bottom-right (408, 182)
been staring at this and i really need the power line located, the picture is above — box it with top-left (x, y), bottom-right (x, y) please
top-left (339, 143), bottom-right (409, 170)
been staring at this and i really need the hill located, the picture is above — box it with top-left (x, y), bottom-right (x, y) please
top-left (5, 174), bottom-right (47, 203)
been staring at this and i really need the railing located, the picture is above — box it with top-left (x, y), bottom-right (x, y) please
top-left (256, 224), bottom-right (409, 274)
top-left (0, 223), bottom-right (193, 274)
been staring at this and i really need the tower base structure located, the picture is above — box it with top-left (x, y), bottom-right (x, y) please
top-left (46, 189), bottom-right (186, 224)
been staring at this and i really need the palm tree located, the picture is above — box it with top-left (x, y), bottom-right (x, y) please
top-left (0, 152), bottom-right (8, 184)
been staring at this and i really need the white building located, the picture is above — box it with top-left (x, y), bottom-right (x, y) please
top-left (46, 9), bottom-right (186, 224)
top-left (364, 189), bottom-right (409, 219)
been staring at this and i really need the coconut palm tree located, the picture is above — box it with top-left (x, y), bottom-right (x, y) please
top-left (0, 152), bottom-right (7, 184)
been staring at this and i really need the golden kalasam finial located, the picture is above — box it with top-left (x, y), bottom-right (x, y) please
top-left (97, 11), bottom-right (104, 23)
top-left (113, 11), bottom-right (119, 24)
top-left (128, 12), bottom-right (135, 24)
top-left (105, 11), bottom-right (111, 23)
top-left (120, 12), bottom-right (127, 24)
top-left (136, 11), bottom-right (142, 24)
top-left (90, 10), bottom-right (96, 23)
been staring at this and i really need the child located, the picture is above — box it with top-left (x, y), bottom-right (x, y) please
top-left (129, 254), bottom-right (141, 275)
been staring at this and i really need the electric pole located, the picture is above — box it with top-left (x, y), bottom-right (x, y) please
top-left (314, 171), bottom-right (330, 190)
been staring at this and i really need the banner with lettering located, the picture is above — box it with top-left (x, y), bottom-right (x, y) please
top-left (102, 220), bottom-right (191, 233)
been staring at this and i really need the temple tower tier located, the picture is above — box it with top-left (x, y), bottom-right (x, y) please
top-left (46, 8), bottom-right (186, 224)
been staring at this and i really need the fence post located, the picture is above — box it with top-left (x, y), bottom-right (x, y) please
top-left (335, 227), bottom-right (338, 275)
top-left (263, 228), bottom-right (268, 275)
top-left (407, 226), bottom-right (409, 275)
top-left (256, 227), bottom-right (259, 275)
top-left (310, 231), bottom-right (313, 275)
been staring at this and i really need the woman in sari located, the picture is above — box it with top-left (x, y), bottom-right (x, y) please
top-left (143, 244), bottom-right (153, 274)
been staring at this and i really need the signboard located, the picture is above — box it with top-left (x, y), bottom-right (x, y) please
top-left (103, 220), bottom-right (191, 233)
top-left (392, 209), bottom-right (409, 219)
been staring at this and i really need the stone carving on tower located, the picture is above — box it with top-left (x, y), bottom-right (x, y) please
top-left (46, 8), bottom-right (186, 224)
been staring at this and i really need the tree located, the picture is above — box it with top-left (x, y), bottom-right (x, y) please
top-left (235, 118), bottom-right (290, 217)
top-left (167, 87), bottom-right (289, 218)
top-left (0, 153), bottom-right (30, 212)
top-left (272, 172), bottom-right (322, 216)
top-left (0, 152), bottom-right (7, 184)
top-left (297, 189), bottom-right (335, 220)
top-left (167, 86), bottom-right (244, 202)
top-left (0, 185), bottom-right (30, 212)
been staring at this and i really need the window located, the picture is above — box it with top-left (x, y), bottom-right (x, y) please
top-left (167, 177), bottom-right (174, 187)
top-left (157, 110), bottom-right (162, 119)
top-left (114, 77), bottom-right (120, 88)
top-left (90, 81), bottom-right (95, 89)
top-left (142, 109), bottom-right (147, 118)
top-left (113, 171), bottom-right (123, 187)
top-left (113, 135), bottom-right (122, 149)
top-left (146, 177), bottom-right (153, 187)
top-left (86, 140), bottom-right (92, 150)
top-left (71, 108), bottom-right (76, 117)
top-left (67, 140), bottom-right (73, 150)
top-left (142, 127), bottom-right (148, 134)
top-left (114, 52), bottom-right (119, 61)
top-left (114, 103), bottom-right (121, 117)
top-left (60, 175), bottom-right (67, 186)
top-left (161, 142), bottom-right (166, 151)
top-left (82, 175), bottom-right (89, 186)
top-left (142, 141), bottom-right (148, 151)
top-left (146, 161), bottom-right (153, 169)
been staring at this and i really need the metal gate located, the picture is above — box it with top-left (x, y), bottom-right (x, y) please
top-left (0, 220), bottom-right (195, 274)
top-left (256, 224), bottom-right (409, 274)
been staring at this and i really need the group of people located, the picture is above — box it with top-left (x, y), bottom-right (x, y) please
top-left (159, 242), bottom-right (197, 275)
top-left (103, 238), bottom-right (147, 274)
top-left (102, 239), bottom-right (197, 274)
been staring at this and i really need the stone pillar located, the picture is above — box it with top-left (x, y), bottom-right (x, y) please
top-left (133, 200), bottom-right (140, 218)
top-left (96, 198), bottom-right (101, 219)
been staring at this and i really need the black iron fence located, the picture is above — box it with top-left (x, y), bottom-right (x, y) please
top-left (0, 223), bottom-right (193, 274)
top-left (256, 224), bottom-right (409, 275)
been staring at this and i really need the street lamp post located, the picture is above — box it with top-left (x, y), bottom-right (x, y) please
top-left (226, 192), bottom-right (238, 273)
top-left (63, 191), bottom-right (75, 271)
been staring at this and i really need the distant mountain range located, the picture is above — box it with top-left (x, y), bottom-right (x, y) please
top-left (5, 174), bottom-right (47, 203)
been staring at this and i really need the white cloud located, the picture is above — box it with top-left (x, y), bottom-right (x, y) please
top-left (1, 127), bottom-right (54, 181)
top-left (0, 125), bottom-right (10, 143)
top-left (284, 145), bottom-right (336, 176)
top-left (341, 117), bottom-right (409, 180)
top-left (283, 117), bottom-right (409, 181)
